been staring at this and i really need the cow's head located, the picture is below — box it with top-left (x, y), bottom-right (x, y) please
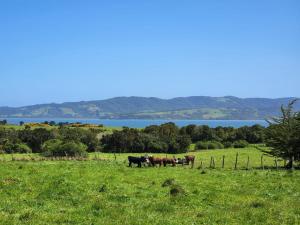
top-left (140, 156), bottom-right (148, 163)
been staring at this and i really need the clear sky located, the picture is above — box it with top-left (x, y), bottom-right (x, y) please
top-left (0, 0), bottom-right (299, 106)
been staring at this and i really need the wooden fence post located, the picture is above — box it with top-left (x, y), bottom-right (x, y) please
top-left (222, 155), bottom-right (225, 169)
top-left (210, 157), bottom-right (215, 169)
top-left (234, 153), bottom-right (238, 170)
top-left (261, 155), bottom-right (264, 170)
top-left (246, 156), bottom-right (250, 170)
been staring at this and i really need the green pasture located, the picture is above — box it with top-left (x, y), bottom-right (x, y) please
top-left (0, 148), bottom-right (299, 225)
top-left (0, 146), bottom-right (290, 169)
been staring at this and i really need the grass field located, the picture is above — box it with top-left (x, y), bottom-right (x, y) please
top-left (0, 148), bottom-right (299, 225)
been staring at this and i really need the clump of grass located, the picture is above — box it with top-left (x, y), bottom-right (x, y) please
top-left (162, 178), bottom-right (175, 187)
top-left (192, 189), bottom-right (200, 195)
top-left (91, 201), bottom-right (102, 216)
top-left (200, 170), bottom-right (206, 174)
top-left (154, 202), bottom-right (175, 213)
top-left (250, 201), bottom-right (265, 208)
top-left (98, 184), bottom-right (107, 192)
top-left (1, 177), bottom-right (20, 185)
top-left (285, 170), bottom-right (294, 177)
top-left (170, 184), bottom-right (186, 197)
top-left (19, 210), bottom-right (34, 221)
top-left (196, 212), bottom-right (205, 218)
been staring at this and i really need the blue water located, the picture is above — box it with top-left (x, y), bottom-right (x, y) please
top-left (1, 118), bottom-right (268, 128)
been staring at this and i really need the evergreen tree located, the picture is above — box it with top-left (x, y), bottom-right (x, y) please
top-left (265, 100), bottom-right (300, 168)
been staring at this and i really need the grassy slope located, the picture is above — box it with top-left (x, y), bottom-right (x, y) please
top-left (132, 108), bottom-right (228, 119)
top-left (0, 148), bottom-right (299, 225)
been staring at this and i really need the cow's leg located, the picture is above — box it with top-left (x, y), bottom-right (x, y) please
top-left (191, 159), bottom-right (195, 168)
top-left (138, 162), bottom-right (141, 167)
top-left (129, 162), bottom-right (132, 167)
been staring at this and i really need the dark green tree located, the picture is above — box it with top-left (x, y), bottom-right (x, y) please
top-left (18, 128), bottom-right (55, 152)
top-left (265, 100), bottom-right (300, 169)
top-left (0, 120), bottom-right (7, 125)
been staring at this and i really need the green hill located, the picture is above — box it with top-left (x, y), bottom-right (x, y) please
top-left (0, 96), bottom-right (299, 119)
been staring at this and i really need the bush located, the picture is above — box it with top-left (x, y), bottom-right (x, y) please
top-left (1, 142), bottom-right (32, 153)
top-left (223, 141), bottom-right (233, 148)
top-left (42, 139), bottom-right (88, 157)
top-left (196, 141), bottom-right (224, 150)
top-left (208, 141), bottom-right (224, 149)
top-left (196, 141), bottom-right (209, 150)
top-left (2, 142), bottom-right (15, 153)
top-left (233, 140), bottom-right (249, 148)
top-left (13, 143), bottom-right (32, 153)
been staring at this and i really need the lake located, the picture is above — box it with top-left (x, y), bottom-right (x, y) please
top-left (1, 118), bottom-right (268, 128)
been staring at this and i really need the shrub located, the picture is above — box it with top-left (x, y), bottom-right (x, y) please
top-left (233, 140), bottom-right (249, 148)
top-left (223, 141), bottom-right (233, 148)
top-left (2, 142), bottom-right (15, 153)
top-left (196, 141), bottom-right (209, 150)
top-left (1, 142), bottom-right (31, 153)
top-left (208, 141), bottom-right (224, 149)
top-left (13, 143), bottom-right (32, 153)
top-left (42, 139), bottom-right (88, 157)
top-left (196, 141), bottom-right (224, 150)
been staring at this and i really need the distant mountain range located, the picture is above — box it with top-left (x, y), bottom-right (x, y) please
top-left (0, 96), bottom-right (299, 120)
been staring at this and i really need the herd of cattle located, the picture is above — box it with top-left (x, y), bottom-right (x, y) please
top-left (128, 155), bottom-right (195, 168)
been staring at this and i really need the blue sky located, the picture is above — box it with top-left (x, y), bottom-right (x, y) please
top-left (0, 0), bottom-right (299, 106)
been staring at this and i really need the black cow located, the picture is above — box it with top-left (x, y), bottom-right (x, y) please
top-left (175, 158), bottom-right (187, 165)
top-left (128, 156), bottom-right (148, 167)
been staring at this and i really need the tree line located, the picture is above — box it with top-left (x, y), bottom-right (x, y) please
top-left (102, 123), bottom-right (265, 153)
top-left (0, 126), bottom-right (100, 157)
top-left (0, 122), bottom-right (264, 156)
